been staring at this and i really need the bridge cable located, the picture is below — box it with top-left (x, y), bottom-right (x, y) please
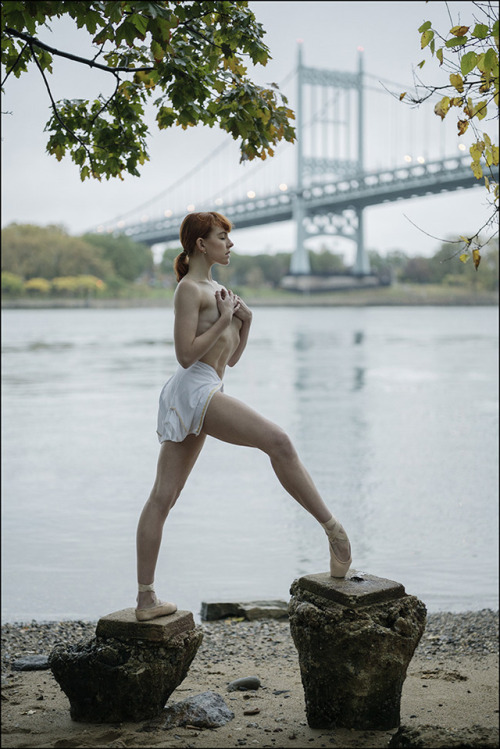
top-left (99, 68), bottom-right (297, 229)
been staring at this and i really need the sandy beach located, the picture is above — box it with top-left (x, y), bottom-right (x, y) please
top-left (1, 610), bottom-right (498, 748)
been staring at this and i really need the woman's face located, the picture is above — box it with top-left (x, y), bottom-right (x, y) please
top-left (202, 225), bottom-right (234, 265)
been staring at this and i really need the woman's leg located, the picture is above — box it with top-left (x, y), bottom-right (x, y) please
top-left (136, 433), bottom-right (206, 607)
top-left (203, 392), bottom-right (350, 564)
top-left (203, 393), bottom-right (351, 569)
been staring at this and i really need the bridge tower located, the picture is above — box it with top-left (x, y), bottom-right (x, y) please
top-left (291, 43), bottom-right (370, 276)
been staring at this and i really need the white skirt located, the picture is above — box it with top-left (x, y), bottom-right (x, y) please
top-left (156, 361), bottom-right (224, 443)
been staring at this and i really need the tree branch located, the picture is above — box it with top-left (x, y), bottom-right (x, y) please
top-left (1, 42), bottom-right (29, 87)
top-left (29, 42), bottom-right (98, 172)
top-left (4, 27), bottom-right (154, 73)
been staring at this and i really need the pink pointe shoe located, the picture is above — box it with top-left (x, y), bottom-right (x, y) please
top-left (135, 583), bottom-right (177, 622)
top-left (321, 517), bottom-right (352, 578)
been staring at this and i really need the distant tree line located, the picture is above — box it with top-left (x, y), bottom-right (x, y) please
top-left (161, 241), bottom-right (498, 292)
top-left (1, 223), bottom-right (498, 297)
top-left (1, 223), bottom-right (154, 297)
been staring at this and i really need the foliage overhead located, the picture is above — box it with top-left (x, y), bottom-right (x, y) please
top-left (400, 0), bottom-right (499, 269)
top-left (1, 1), bottom-right (296, 181)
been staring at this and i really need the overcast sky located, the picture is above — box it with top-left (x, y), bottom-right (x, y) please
top-left (1, 1), bottom-right (496, 262)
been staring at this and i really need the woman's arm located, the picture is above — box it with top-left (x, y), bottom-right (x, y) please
top-left (174, 282), bottom-right (235, 368)
top-left (227, 294), bottom-right (253, 367)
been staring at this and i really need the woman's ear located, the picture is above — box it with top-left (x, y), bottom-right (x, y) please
top-left (195, 237), bottom-right (206, 254)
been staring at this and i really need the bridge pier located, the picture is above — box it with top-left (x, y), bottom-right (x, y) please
top-left (352, 206), bottom-right (371, 276)
top-left (290, 194), bottom-right (311, 275)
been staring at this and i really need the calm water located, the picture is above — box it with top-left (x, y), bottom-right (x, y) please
top-left (1, 305), bottom-right (498, 623)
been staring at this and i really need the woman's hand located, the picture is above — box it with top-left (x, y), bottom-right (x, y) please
top-left (215, 287), bottom-right (240, 321)
top-left (230, 290), bottom-right (252, 322)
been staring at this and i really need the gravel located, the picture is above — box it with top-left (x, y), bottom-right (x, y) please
top-left (1, 609), bottom-right (498, 678)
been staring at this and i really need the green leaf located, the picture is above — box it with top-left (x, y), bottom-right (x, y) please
top-left (115, 21), bottom-right (139, 47)
top-left (445, 36), bottom-right (468, 48)
top-left (129, 13), bottom-right (149, 37)
top-left (150, 39), bottom-right (165, 62)
top-left (461, 51), bottom-right (478, 76)
top-left (418, 21), bottom-right (432, 33)
top-left (472, 24), bottom-right (489, 39)
top-left (483, 48), bottom-right (498, 73)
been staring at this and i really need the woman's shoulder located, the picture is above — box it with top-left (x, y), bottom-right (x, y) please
top-left (173, 277), bottom-right (203, 309)
top-left (175, 277), bottom-right (202, 295)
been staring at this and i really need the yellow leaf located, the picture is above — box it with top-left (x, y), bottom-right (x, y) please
top-left (434, 96), bottom-right (450, 120)
top-left (450, 73), bottom-right (464, 92)
top-left (421, 29), bottom-right (434, 49)
top-left (437, 47), bottom-right (444, 65)
top-left (399, 92), bottom-right (407, 101)
top-left (472, 249), bottom-right (481, 270)
top-left (485, 145), bottom-right (499, 167)
top-left (450, 25), bottom-right (469, 37)
top-left (484, 176), bottom-right (490, 191)
top-left (471, 160), bottom-right (483, 179)
top-left (474, 100), bottom-right (488, 120)
top-left (459, 253), bottom-right (470, 263)
top-left (457, 119), bottom-right (469, 135)
top-left (470, 142), bottom-right (484, 160)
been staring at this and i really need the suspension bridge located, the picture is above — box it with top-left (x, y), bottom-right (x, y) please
top-left (97, 44), bottom-right (481, 281)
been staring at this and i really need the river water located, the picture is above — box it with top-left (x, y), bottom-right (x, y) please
top-left (1, 305), bottom-right (498, 623)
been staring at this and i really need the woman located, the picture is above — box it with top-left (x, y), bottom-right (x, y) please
top-left (135, 211), bottom-right (351, 621)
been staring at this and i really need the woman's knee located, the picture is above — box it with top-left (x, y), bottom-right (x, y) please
top-left (267, 427), bottom-right (297, 462)
top-left (148, 482), bottom-right (180, 517)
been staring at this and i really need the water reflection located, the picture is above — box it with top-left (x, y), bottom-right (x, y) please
top-left (352, 366), bottom-right (365, 391)
top-left (291, 323), bottom-right (371, 572)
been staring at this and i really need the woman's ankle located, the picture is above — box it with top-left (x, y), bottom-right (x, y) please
top-left (137, 590), bottom-right (156, 608)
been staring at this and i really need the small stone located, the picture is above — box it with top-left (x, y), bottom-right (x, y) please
top-left (162, 691), bottom-right (234, 729)
top-left (12, 655), bottom-right (50, 671)
top-left (227, 676), bottom-right (261, 692)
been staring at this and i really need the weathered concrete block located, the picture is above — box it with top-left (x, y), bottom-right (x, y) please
top-left (96, 608), bottom-right (195, 643)
top-left (289, 570), bottom-right (426, 731)
top-left (49, 608), bottom-right (203, 723)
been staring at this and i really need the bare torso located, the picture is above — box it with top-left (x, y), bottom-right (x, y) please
top-left (181, 278), bottom-right (242, 379)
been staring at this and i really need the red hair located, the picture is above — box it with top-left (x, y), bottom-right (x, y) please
top-left (174, 211), bottom-right (232, 281)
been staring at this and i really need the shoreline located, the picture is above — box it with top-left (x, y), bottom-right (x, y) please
top-left (2, 610), bottom-right (498, 748)
top-left (2, 286), bottom-right (498, 309)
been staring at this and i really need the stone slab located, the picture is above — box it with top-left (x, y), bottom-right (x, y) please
top-left (295, 569), bottom-right (405, 608)
top-left (200, 599), bottom-right (288, 621)
top-left (96, 608), bottom-right (195, 643)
